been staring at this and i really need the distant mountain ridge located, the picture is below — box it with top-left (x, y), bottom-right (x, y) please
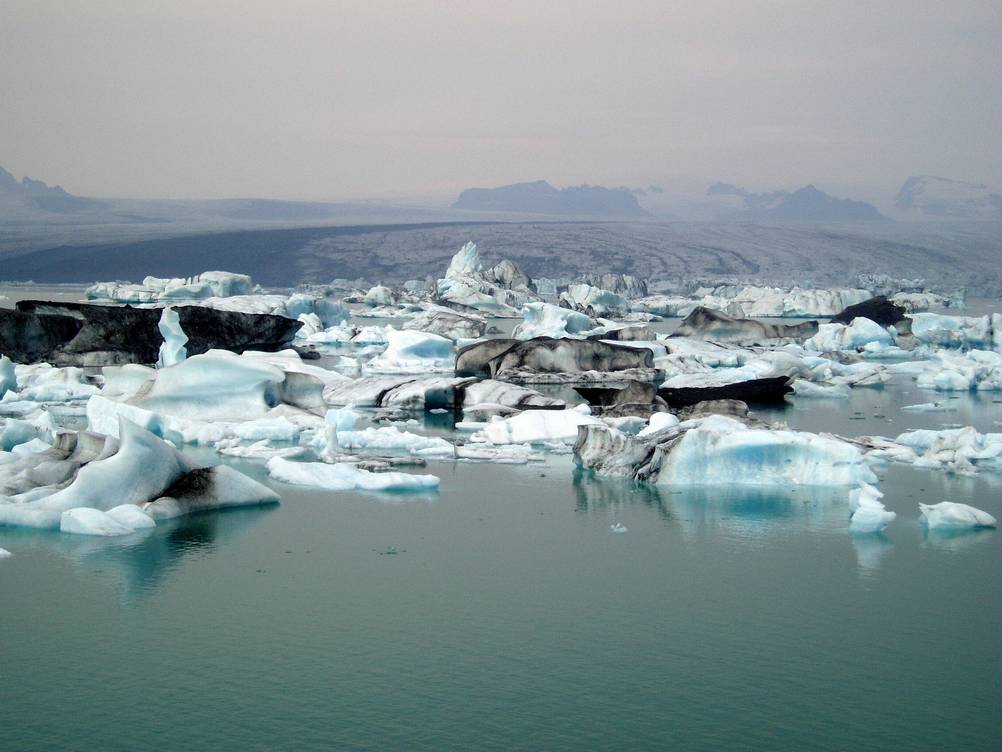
top-left (894, 175), bottom-right (1002, 219)
top-left (453, 180), bottom-right (648, 217)
top-left (707, 182), bottom-right (884, 221)
top-left (0, 166), bottom-right (104, 213)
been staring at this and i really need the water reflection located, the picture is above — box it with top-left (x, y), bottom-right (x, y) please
top-left (572, 470), bottom-right (850, 543)
top-left (851, 532), bottom-right (892, 575)
top-left (921, 526), bottom-right (997, 553)
top-left (1, 505), bottom-right (276, 602)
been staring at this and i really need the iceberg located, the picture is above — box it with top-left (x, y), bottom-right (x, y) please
top-left (266, 456), bottom-right (440, 492)
top-left (435, 242), bottom-right (534, 316)
top-left (805, 318), bottom-right (895, 352)
top-left (472, 407), bottom-right (604, 445)
top-left (366, 329), bottom-right (455, 374)
top-left (848, 482), bottom-right (895, 533)
top-left (0, 354), bottom-right (16, 397)
top-left (576, 414), bottom-right (877, 488)
top-left (0, 419), bottom-right (279, 530)
top-left (909, 313), bottom-right (992, 349)
top-left (403, 306), bottom-right (486, 340)
top-left (558, 284), bottom-right (628, 317)
top-left (86, 271), bottom-right (254, 303)
top-left (512, 302), bottom-right (600, 340)
top-left (156, 307), bottom-right (188, 368)
top-left (919, 501), bottom-right (997, 530)
top-left (333, 426), bottom-right (454, 456)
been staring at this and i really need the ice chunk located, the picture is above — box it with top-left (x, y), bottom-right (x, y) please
top-left (232, 417), bottom-right (301, 443)
top-left (0, 355), bottom-right (16, 397)
top-left (366, 329), bottom-right (455, 374)
top-left (0, 547), bottom-right (11, 558)
top-left (559, 284), bottom-right (628, 317)
top-left (919, 501), bottom-right (997, 529)
top-left (657, 416), bottom-right (877, 487)
top-left (364, 285), bottom-right (397, 306)
top-left (267, 456), bottom-right (439, 492)
top-left (334, 426), bottom-right (454, 455)
top-left (60, 507), bottom-right (136, 536)
top-left (435, 242), bottom-right (530, 316)
top-left (157, 307), bottom-right (189, 368)
top-left (637, 412), bottom-right (681, 437)
top-left (849, 503), bottom-right (896, 534)
top-left (610, 523), bottom-right (628, 533)
top-left (805, 318), bottom-right (894, 352)
top-left (403, 306), bottom-right (486, 340)
top-left (41, 418), bottom-right (190, 517)
top-left (105, 503), bottom-right (156, 530)
top-left (847, 481), bottom-right (894, 534)
top-left (461, 379), bottom-right (565, 411)
top-left (1, 418), bottom-right (41, 451)
top-left (472, 407), bottom-right (604, 445)
top-left (792, 380), bottom-right (850, 399)
top-left (910, 313), bottom-right (992, 349)
top-left (513, 302), bottom-right (600, 340)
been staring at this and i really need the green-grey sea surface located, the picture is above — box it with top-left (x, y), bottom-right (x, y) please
top-left (3, 385), bottom-right (1002, 751)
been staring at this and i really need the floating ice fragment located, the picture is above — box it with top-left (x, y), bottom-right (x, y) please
top-left (266, 457), bottom-right (440, 493)
top-left (919, 502), bottom-right (997, 530)
top-left (610, 523), bottom-right (628, 533)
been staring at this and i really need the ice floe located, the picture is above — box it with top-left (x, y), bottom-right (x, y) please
top-left (266, 456), bottom-right (439, 492)
top-left (919, 501), bottom-right (997, 530)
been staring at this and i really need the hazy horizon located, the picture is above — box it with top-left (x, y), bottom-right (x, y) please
top-left (3, 1), bottom-right (1000, 202)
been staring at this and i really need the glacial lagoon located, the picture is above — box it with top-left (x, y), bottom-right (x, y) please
top-left (2, 307), bottom-right (1001, 750)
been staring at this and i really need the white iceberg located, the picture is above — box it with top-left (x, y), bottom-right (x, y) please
top-left (512, 302), bottom-right (600, 340)
top-left (333, 426), bottom-right (454, 456)
top-left (848, 482), bottom-right (895, 533)
top-left (266, 456), bottom-right (440, 492)
top-left (366, 329), bottom-right (455, 374)
top-left (919, 501), bottom-right (997, 529)
top-left (472, 407), bottom-right (603, 445)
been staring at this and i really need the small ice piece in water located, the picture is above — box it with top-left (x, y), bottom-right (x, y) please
top-left (848, 482), bottom-right (895, 533)
top-left (60, 507), bottom-right (136, 536)
top-left (919, 502), bottom-right (997, 530)
top-left (0, 547), bottom-right (12, 558)
top-left (610, 523), bottom-right (628, 533)
top-left (267, 456), bottom-right (440, 492)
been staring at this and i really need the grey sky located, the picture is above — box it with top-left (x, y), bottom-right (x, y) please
top-left (2, 0), bottom-right (1000, 201)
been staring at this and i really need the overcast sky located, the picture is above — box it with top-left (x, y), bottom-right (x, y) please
top-left (2, 0), bottom-right (1000, 201)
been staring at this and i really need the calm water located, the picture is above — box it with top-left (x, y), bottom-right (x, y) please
top-left (3, 399), bottom-right (1001, 751)
top-left (2, 290), bottom-right (1001, 750)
